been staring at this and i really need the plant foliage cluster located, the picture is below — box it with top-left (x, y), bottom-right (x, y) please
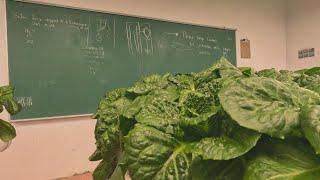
top-left (90, 57), bottom-right (320, 180)
top-left (0, 86), bottom-right (21, 142)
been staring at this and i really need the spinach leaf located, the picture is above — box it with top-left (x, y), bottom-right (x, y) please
top-left (124, 124), bottom-right (192, 180)
top-left (219, 77), bottom-right (319, 138)
top-left (0, 119), bottom-right (16, 142)
top-left (244, 138), bottom-right (320, 180)
top-left (301, 105), bottom-right (320, 154)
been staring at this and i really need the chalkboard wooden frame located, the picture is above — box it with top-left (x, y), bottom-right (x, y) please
top-left (7, 0), bottom-right (237, 121)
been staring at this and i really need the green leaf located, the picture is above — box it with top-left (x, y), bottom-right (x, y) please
top-left (179, 90), bottom-right (216, 117)
top-left (296, 74), bottom-right (320, 94)
top-left (89, 149), bottom-right (103, 161)
top-left (0, 119), bottom-right (16, 142)
top-left (168, 73), bottom-right (195, 90)
top-left (125, 124), bottom-right (192, 180)
top-left (191, 158), bottom-right (246, 180)
top-left (92, 88), bottom-right (127, 120)
top-left (192, 126), bottom-right (260, 160)
top-left (4, 98), bottom-right (22, 115)
top-left (122, 95), bottom-right (153, 118)
top-left (195, 57), bottom-right (242, 86)
top-left (135, 98), bottom-right (184, 138)
top-left (244, 138), bottom-right (320, 180)
top-left (239, 67), bottom-right (256, 77)
top-left (257, 69), bottom-right (300, 86)
top-left (191, 113), bottom-right (261, 160)
top-left (303, 67), bottom-right (320, 76)
top-left (256, 68), bottom-right (280, 79)
top-left (92, 158), bottom-right (117, 180)
top-left (0, 86), bottom-right (21, 115)
top-left (301, 105), bottom-right (320, 154)
top-left (109, 164), bottom-right (125, 180)
top-left (219, 77), bottom-right (320, 138)
top-left (109, 152), bottom-right (127, 180)
top-left (127, 74), bottom-right (170, 95)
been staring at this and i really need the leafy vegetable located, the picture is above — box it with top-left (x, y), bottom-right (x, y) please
top-left (244, 138), bottom-right (320, 180)
top-left (0, 86), bottom-right (21, 142)
top-left (91, 57), bottom-right (320, 179)
top-left (219, 77), bottom-right (319, 138)
top-left (301, 105), bottom-right (320, 154)
top-left (125, 124), bottom-right (192, 180)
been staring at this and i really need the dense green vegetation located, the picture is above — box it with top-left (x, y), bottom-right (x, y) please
top-left (90, 57), bottom-right (320, 180)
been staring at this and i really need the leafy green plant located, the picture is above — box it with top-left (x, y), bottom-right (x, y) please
top-left (90, 57), bottom-right (320, 180)
top-left (0, 86), bottom-right (21, 142)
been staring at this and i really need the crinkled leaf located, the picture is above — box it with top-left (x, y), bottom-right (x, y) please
top-left (150, 86), bottom-right (180, 102)
top-left (301, 105), bottom-right (320, 154)
top-left (212, 57), bottom-right (243, 79)
top-left (122, 95), bottom-right (153, 118)
top-left (92, 88), bottom-right (132, 168)
top-left (196, 79), bottom-right (222, 105)
top-left (244, 138), bottom-right (320, 180)
top-left (3, 98), bottom-right (21, 115)
top-left (0, 119), bottom-right (16, 142)
top-left (168, 73), bottom-right (195, 90)
top-left (125, 124), bottom-right (192, 180)
top-left (135, 98), bottom-right (184, 138)
top-left (127, 74), bottom-right (170, 95)
top-left (178, 90), bottom-right (219, 137)
top-left (95, 121), bottom-right (121, 158)
top-left (180, 111), bottom-right (218, 138)
top-left (192, 114), bottom-right (260, 160)
top-left (219, 77), bottom-right (320, 138)
top-left (195, 57), bottom-right (242, 86)
top-left (257, 69), bottom-right (300, 86)
top-left (179, 90), bottom-right (216, 117)
top-left (296, 74), bottom-right (320, 94)
top-left (192, 127), bottom-right (260, 160)
top-left (92, 88), bottom-right (127, 120)
top-left (0, 86), bottom-right (21, 115)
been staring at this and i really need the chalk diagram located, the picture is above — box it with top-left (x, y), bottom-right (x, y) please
top-left (95, 18), bottom-right (114, 43)
top-left (159, 32), bottom-right (192, 53)
top-left (126, 22), bottom-right (153, 55)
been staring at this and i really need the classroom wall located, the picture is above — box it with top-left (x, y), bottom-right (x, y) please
top-left (0, 0), bottom-right (287, 179)
top-left (286, 0), bottom-right (320, 70)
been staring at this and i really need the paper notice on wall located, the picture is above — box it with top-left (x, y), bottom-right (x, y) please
top-left (240, 39), bottom-right (251, 59)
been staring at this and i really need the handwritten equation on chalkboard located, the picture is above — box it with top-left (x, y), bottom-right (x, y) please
top-left (14, 11), bottom-right (233, 63)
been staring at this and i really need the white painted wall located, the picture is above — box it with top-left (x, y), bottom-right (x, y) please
top-left (0, 0), bottom-right (287, 179)
top-left (286, 0), bottom-right (320, 70)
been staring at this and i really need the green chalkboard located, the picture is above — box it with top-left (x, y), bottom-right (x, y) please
top-left (6, 0), bottom-right (236, 120)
